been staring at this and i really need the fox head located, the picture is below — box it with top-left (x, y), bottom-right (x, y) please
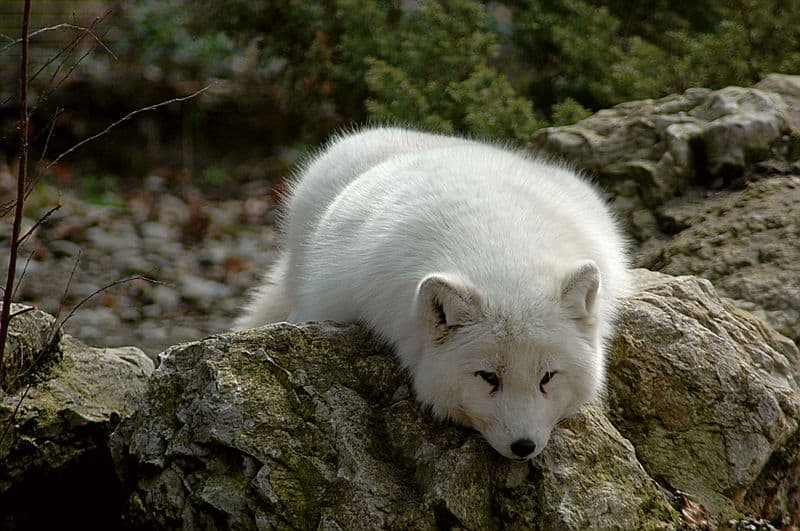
top-left (411, 262), bottom-right (605, 460)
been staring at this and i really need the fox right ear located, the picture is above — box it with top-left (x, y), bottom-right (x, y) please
top-left (416, 273), bottom-right (481, 342)
top-left (561, 260), bottom-right (600, 320)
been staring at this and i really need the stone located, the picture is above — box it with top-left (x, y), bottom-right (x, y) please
top-left (607, 269), bottom-right (800, 524)
top-left (111, 322), bottom-right (680, 530)
top-left (640, 176), bottom-right (800, 343)
top-left (0, 304), bottom-right (61, 393)
top-left (180, 274), bottom-right (232, 303)
top-left (530, 74), bottom-right (800, 240)
top-left (0, 305), bottom-right (154, 527)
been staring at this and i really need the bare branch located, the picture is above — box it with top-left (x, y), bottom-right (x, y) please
top-left (0, 383), bottom-right (32, 448)
top-left (0, 0), bottom-right (32, 371)
top-left (0, 21), bottom-right (112, 55)
top-left (20, 11), bottom-right (112, 104)
top-left (53, 251), bottom-right (81, 323)
top-left (9, 307), bottom-right (35, 319)
top-left (12, 251), bottom-right (36, 300)
top-left (46, 251), bottom-right (81, 347)
top-left (39, 107), bottom-right (64, 163)
top-left (19, 203), bottom-right (62, 244)
top-left (0, 16), bottom-right (95, 107)
top-left (47, 83), bottom-right (217, 168)
top-left (58, 275), bottom-right (163, 330)
top-left (33, 17), bottom-right (115, 111)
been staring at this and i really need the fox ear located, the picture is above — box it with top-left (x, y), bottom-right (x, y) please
top-left (561, 260), bottom-right (600, 319)
top-left (417, 273), bottom-right (482, 339)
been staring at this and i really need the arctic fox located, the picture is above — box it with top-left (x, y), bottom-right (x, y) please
top-left (236, 127), bottom-right (629, 460)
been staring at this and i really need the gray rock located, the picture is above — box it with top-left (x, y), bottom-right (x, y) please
top-left (140, 220), bottom-right (178, 242)
top-left (530, 75), bottom-right (800, 240)
top-left (65, 307), bottom-right (122, 343)
top-left (150, 284), bottom-right (182, 313)
top-left (607, 269), bottom-right (800, 524)
top-left (49, 239), bottom-right (82, 258)
top-left (111, 322), bottom-right (680, 530)
top-left (86, 224), bottom-right (138, 252)
top-left (0, 304), bottom-right (61, 393)
top-left (180, 274), bottom-right (233, 303)
top-left (640, 176), bottom-right (800, 343)
top-left (1, 304), bottom-right (154, 495)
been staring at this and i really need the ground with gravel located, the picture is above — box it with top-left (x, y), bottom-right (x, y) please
top-left (1, 171), bottom-right (281, 358)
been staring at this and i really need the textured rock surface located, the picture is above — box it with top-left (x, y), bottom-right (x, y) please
top-left (640, 176), bottom-right (800, 343)
top-left (112, 322), bottom-right (680, 530)
top-left (0, 304), bottom-right (61, 393)
top-left (530, 74), bottom-right (800, 240)
top-left (112, 270), bottom-right (800, 528)
top-left (0, 304), bottom-right (154, 526)
top-left (607, 269), bottom-right (800, 523)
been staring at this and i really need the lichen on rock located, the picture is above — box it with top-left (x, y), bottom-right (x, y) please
top-left (0, 304), bottom-right (154, 527)
top-left (112, 321), bottom-right (683, 529)
top-left (530, 74), bottom-right (800, 241)
top-left (607, 269), bottom-right (800, 524)
top-left (640, 176), bottom-right (800, 344)
top-left (110, 269), bottom-right (800, 528)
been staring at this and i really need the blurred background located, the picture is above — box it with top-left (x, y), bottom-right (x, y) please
top-left (1, 0), bottom-right (798, 356)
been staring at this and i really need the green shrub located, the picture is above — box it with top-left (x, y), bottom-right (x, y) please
top-left (118, 0), bottom-right (800, 143)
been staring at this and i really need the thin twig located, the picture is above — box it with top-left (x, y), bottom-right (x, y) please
top-left (46, 251), bottom-right (81, 348)
top-left (47, 83), bottom-right (216, 168)
top-left (0, 383), bottom-right (32, 448)
top-left (19, 203), bottom-right (62, 244)
top-left (0, 15), bottom-right (96, 108)
top-left (0, 0), bottom-right (32, 371)
top-left (0, 20), bottom-right (116, 56)
top-left (39, 107), bottom-right (63, 163)
top-left (34, 19), bottom-right (114, 111)
top-left (58, 275), bottom-right (162, 330)
top-left (1, 11), bottom-right (112, 107)
top-left (12, 251), bottom-right (36, 299)
top-left (53, 251), bottom-right (81, 324)
top-left (9, 307), bottom-right (35, 319)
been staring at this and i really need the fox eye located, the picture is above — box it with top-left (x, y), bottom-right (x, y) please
top-left (539, 371), bottom-right (556, 394)
top-left (475, 371), bottom-right (501, 392)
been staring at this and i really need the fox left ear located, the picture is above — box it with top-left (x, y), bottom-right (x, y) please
top-left (561, 260), bottom-right (600, 319)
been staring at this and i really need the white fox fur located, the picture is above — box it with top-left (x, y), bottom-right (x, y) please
top-left (236, 127), bottom-right (629, 460)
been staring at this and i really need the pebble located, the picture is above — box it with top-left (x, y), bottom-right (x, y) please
top-left (0, 184), bottom-right (278, 356)
top-left (180, 275), bottom-right (233, 302)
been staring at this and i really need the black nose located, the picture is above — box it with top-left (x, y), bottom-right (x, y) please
top-left (510, 438), bottom-right (536, 458)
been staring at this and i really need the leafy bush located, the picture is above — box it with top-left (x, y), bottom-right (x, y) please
top-left (117, 0), bottom-right (800, 142)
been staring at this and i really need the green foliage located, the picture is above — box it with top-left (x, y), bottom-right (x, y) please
top-left (551, 98), bottom-right (592, 127)
top-left (510, 0), bottom-right (626, 110)
top-left (119, 0), bottom-right (234, 80)
top-left (81, 174), bottom-right (122, 206)
top-left (359, 0), bottom-right (539, 141)
top-left (201, 166), bottom-right (232, 186)
top-left (121, 0), bottom-right (800, 143)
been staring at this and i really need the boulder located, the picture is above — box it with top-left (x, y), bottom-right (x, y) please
top-left (530, 74), bottom-right (800, 240)
top-left (112, 270), bottom-right (800, 528)
top-left (607, 270), bottom-right (800, 524)
top-left (111, 322), bottom-right (680, 530)
top-left (640, 176), bottom-right (800, 343)
top-left (0, 304), bottom-right (154, 528)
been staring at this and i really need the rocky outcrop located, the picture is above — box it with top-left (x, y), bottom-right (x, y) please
top-left (111, 270), bottom-right (799, 528)
top-left (639, 176), bottom-right (800, 344)
top-left (607, 270), bottom-right (800, 524)
top-left (3, 76), bottom-right (799, 528)
top-left (0, 304), bottom-right (154, 528)
top-left (111, 322), bottom-right (680, 530)
top-left (531, 74), bottom-right (800, 240)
